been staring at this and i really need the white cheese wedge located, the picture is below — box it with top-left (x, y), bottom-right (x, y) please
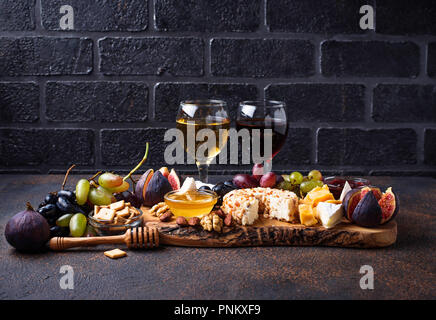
top-left (317, 202), bottom-right (344, 229)
top-left (178, 177), bottom-right (197, 194)
top-left (339, 181), bottom-right (352, 202)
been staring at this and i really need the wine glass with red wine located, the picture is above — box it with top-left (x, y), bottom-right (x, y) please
top-left (236, 100), bottom-right (288, 173)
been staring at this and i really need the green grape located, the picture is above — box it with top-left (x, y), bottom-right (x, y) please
top-left (56, 213), bottom-right (73, 227)
top-left (300, 181), bottom-right (317, 193)
top-left (289, 171), bottom-right (303, 185)
top-left (88, 187), bottom-right (112, 206)
top-left (97, 185), bottom-right (117, 201)
top-left (69, 213), bottom-right (87, 237)
top-left (308, 169), bottom-right (323, 181)
top-left (104, 180), bottom-right (130, 193)
top-left (313, 180), bottom-right (324, 188)
top-left (277, 181), bottom-right (293, 190)
top-left (98, 172), bottom-right (123, 189)
top-left (75, 179), bottom-right (90, 205)
top-left (282, 174), bottom-right (291, 182)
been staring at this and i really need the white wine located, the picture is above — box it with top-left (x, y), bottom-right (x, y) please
top-left (176, 118), bottom-right (230, 164)
top-left (176, 99), bottom-right (230, 183)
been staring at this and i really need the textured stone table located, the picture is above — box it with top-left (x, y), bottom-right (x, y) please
top-left (0, 175), bottom-right (435, 300)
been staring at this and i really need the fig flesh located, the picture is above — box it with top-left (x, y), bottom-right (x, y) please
top-left (168, 168), bottom-right (181, 190)
top-left (352, 191), bottom-right (382, 227)
top-left (159, 167), bottom-right (170, 178)
top-left (359, 186), bottom-right (382, 201)
top-left (343, 189), bottom-right (362, 221)
top-left (134, 169), bottom-right (153, 204)
top-left (143, 171), bottom-right (173, 207)
top-left (379, 187), bottom-right (399, 224)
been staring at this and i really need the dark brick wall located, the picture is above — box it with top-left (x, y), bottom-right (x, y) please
top-left (0, 0), bottom-right (435, 176)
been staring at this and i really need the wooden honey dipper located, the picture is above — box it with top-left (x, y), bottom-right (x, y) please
top-left (49, 226), bottom-right (160, 251)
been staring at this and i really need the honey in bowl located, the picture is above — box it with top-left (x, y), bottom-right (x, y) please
top-left (164, 189), bottom-right (218, 218)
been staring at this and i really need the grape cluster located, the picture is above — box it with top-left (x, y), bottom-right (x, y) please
top-left (37, 190), bottom-right (91, 238)
top-left (277, 170), bottom-right (323, 196)
top-left (76, 172), bottom-right (142, 207)
top-left (211, 180), bottom-right (238, 206)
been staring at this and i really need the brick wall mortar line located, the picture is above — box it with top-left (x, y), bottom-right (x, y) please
top-left (1, 30), bottom-right (436, 42)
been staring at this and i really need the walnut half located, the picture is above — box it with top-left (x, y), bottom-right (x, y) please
top-left (200, 213), bottom-right (223, 233)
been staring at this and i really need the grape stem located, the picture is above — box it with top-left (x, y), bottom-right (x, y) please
top-left (129, 176), bottom-right (137, 189)
top-left (90, 180), bottom-right (99, 188)
top-left (88, 171), bottom-right (102, 182)
top-left (123, 142), bottom-right (149, 182)
top-left (61, 164), bottom-right (76, 190)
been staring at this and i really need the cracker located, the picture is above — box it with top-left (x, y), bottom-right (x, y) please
top-left (117, 207), bottom-right (130, 218)
top-left (104, 249), bottom-right (127, 259)
top-left (96, 208), bottom-right (116, 222)
top-left (129, 207), bottom-right (139, 217)
top-left (110, 200), bottom-right (125, 211)
top-left (114, 215), bottom-right (128, 224)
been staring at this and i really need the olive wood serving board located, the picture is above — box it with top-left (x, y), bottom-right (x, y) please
top-left (142, 208), bottom-right (397, 248)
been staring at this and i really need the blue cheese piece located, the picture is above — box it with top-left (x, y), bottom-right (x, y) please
top-left (339, 181), bottom-right (352, 202)
top-left (317, 202), bottom-right (344, 228)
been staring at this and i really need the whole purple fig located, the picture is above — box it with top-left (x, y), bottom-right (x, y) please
top-left (5, 203), bottom-right (50, 252)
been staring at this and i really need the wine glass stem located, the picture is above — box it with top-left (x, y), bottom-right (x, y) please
top-left (197, 163), bottom-right (209, 183)
top-left (264, 158), bottom-right (272, 174)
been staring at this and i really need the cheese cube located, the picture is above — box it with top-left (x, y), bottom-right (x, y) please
top-left (303, 185), bottom-right (335, 207)
top-left (298, 204), bottom-right (318, 227)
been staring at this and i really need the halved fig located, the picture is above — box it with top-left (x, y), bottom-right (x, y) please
top-left (352, 191), bottom-right (382, 227)
top-left (168, 168), bottom-right (181, 190)
top-left (379, 187), bottom-right (399, 224)
top-left (143, 171), bottom-right (173, 207)
top-left (343, 189), bottom-right (362, 221)
top-left (134, 169), bottom-right (154, 204)
top-left (159, 167), bottom-right (170, 178)
top-left (359, 186), bottom-right (382, 201)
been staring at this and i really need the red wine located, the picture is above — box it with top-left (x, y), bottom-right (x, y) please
top-left (236, 118), bottom-right (288, 158)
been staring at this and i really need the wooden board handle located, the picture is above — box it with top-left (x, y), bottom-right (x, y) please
top-left (49, 235), bottom-right (125, 251)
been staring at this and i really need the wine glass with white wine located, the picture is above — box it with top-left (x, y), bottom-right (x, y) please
top-left (176, 100), bottom-right (230, 183)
